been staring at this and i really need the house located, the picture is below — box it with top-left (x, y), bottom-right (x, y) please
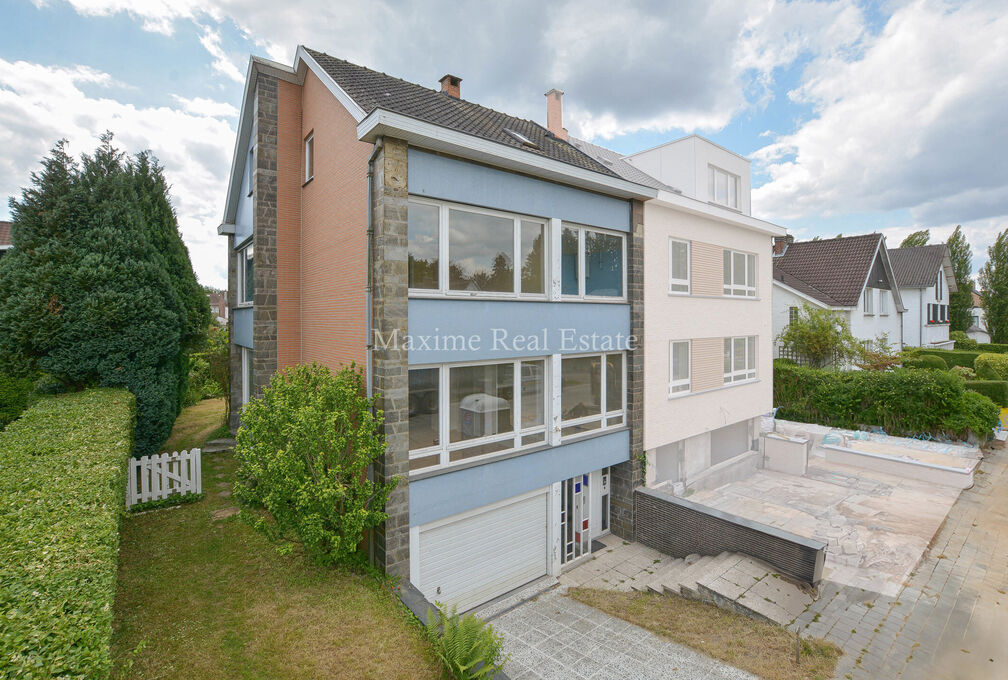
top-left (968, 291), bottom-right (991, 344)
top-left (217, 47), bottom-right (657, 611)
top-left (206, 291), bottom-right (227, 325)
top-left (571, 134), bottom-right (786, 494)
top-left (771, 234), bottom-right (905, 353)
top-left (0, 221), bottom-right (11, 260)
top-left (888, 244), bottom-right (957, 349)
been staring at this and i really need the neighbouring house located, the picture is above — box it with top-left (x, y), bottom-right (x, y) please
top-left (771, 234), bottom-right (905, 355)
top-left (206, 291), bottom-right (227, 325)
top-left (572, 134), bottom-right (786, 495)
top-left (0, 220), bottom-right (11, 260)
top-left (218, 47), bottom-right (657, 611)
top-left (967, 291), bottom-right (991, 344)
top-left (887, 244), bottom-right (957, 349)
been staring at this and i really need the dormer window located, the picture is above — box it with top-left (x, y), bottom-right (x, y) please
top-left (708, 165), bottom-right (739, 209)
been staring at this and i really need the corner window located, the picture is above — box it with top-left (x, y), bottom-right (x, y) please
top-left (238, 243), bottom-right (254, 304)
top-left (561, 353), bottom-right (625, 437)
top-left (304, 132), bottom-right (314, 183)
top-left (863, 288), bottom-right (875, 315)
top-left (669, 341), bottom-right (691, 395)
top-left (246, 145), bottom-right (254, 197)
top-left (241, 347), bottom-right (254, 405)
top-left (723, 249), bottom-right (756, 297)
top-left (708, 165), bottom-right (739, 209)
top-left (723, 336), bottom-right (756, 384)
top-left (562, 224), bottom-right (625, 299)
top-left (669, 239), bottom-right (690, 294)
top-left (935, 272), bottom-right (943, 301)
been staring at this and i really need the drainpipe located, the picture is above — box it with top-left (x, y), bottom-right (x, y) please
top-left (365, 136), bottom-right (384, 400)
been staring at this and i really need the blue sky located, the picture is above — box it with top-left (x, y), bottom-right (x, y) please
top-left (1, 0), bottom-right (1005, 288)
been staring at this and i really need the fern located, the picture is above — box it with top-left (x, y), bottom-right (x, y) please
top-left (425, 602), bottom-right (508, 679)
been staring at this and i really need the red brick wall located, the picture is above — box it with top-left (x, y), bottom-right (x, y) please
top-left (276, 79), bottom-right (303, 370)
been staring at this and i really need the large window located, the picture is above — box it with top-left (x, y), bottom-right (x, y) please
top-left (561, 353), bottom-right (625, 437)
top-left (562, 224), bottom-right (625, 299)
top-left (724, 336), bottom-right (757, 384)
top-left (407, 359), bottom-right (547, 471)
top-left (708, 165), bottom-right (739, 209)
top-left (669, 340), bottom-right (691, 396)
top-left (238, 243), bottom-right (254, 304)
top-left (723, 249), bottom-right (756, 297)
top-left (407, 199), bottom-right (546, 298)
top-left (669, 239), bottom-right (690, 294)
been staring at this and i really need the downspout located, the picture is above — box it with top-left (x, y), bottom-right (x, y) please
top-left (365, 136), bottom-right (384, 400)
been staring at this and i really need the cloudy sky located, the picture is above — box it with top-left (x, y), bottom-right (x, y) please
top-left (1, 0), bottom-right (1005, 288)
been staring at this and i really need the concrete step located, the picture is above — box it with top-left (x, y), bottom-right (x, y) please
top-left (664, 554), bottom-right (718, 597)
top-left (678, 553), bottom-right (739, 600)
top-left (639, 558), bottom-right (685, 594)
top-left (696, 556), bottom-right (816, 626)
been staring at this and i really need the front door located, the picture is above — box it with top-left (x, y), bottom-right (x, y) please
top-left (561, 474), bottom-right (590, 564)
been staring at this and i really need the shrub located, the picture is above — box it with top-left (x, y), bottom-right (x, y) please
top-left (902, 354), bottom-right (947, 370)
top-left (425, 603), bottom-right (508, 679)
top-left (0, 388), bottom-right (135, 679)
top-left (950, 365), bottom-right (977, 380)
top-left (233, 363), bottom-right (397, 567)
top-left (944, 390), bottom-right (1001, 438)
top-left (951, 331), bottom-right (979, 350)
top-left (975, 353), bottom-right (1008, 381)
top-left (0, 373), bottom-right (38, 429)
top-left (964, 380), bottom-right (1008, 407)
top-left (776, 305), bottom-right (863, 368)
top-left (977, 343), bottom-right (1008, 354)
top-left (913, 348), bottom-right (982, 370)
top-left (183, 353), bottom-right (224, 407)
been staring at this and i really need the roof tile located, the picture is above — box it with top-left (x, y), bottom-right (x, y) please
top-left (887, 244), bottom-right (949, 288)
top-left (772, 234), bottom-right (883, 307)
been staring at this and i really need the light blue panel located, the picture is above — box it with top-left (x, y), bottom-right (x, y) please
top-left (410, 429), bottom-right (630, 526)
top-left (405, 299), bottom-right (631, 364)
top-left (408, 149), bottom-right (630, 232)
top-left (233, 307), bottom-right (253, 348)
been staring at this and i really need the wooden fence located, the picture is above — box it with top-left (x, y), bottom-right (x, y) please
top-left (126, 448), bottom-right (202, 507)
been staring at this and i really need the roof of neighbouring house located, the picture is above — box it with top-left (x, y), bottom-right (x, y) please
top-left (568, 137), bottom-right (674, 191)
top-left (772, 233), bottom-right (885, 307)
top-left (0, 221), bottom-right (11, 248)
top-left (972, 291), bottom-right (983, 307)
top-left (304, 48), bottom-right (618, 178)
top-left (887, 244), bottom-right (956, 290)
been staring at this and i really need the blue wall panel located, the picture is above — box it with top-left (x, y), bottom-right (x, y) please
top-left (408, 149), bottom-right (630, 232)
top-left (233, 307), bottom-right (253, 348)
top-left (410, 429), bottom-right (630, 526)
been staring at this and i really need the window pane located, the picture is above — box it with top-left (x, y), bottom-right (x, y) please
top-left (723, 250), bottom-right (731, 286)
top-left (670, 240), bottom-right (688, 282)
top-left (672, 342), bottom-right (689, 381)
top-left (305, 136), bottom-right (313, 180)
top-left (561, 356), bottom-right (601, 421)
top-left (734, 337), bottom-right (746, 372)
top-left (708, 166), bottom-right (715, 201)
top-left (747, 337), bottom-right (756, 371)
top-left (242, 245), bottom-right (254, 303)
top-left (448, 208), bottom-right (514, 293)
top-left (585, 231), bottom-right (623, 297)
top-left (728, 174), bottom-right (737, 208)
top-left (449, 363), bottom-right (514, 443)
top-left (746, 254), bottom-right (755, 289)
top-left (724, 338), bottom-right (732, 373)
top-left (561, 227), bottom-right (579, 295)
top-left (733, 251), bottom-right (746, 286)
top-left (408, 201), bottom-right (439, 289)
top-left (408, 368), bottom-right (439, 451)
top-left (605, 353), bottom-right (622, 412)
top-left (716, 169), bottom-right (728, 203)
top-left (520, 221), bottom-right (545, 294)
top-left (520, 360), bottom-right (545, 429)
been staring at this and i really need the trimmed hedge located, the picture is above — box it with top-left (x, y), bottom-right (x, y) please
top-left (0, 374), bottom-right (36, 430)
top-left (965, 380), bottom-right (1008, 408)
top-left (773, 361), bottom-right (999, 440)
top-left (0, 389), bottom-right (136, 679)
top-left (975, 353), bottom-right (1008, 381)
top-left (912, 348), bottom-right (982, 370)
top-left (903, 354), bottom-right (948, 370)
top-left (977, 343), bottom-right (1008, 354)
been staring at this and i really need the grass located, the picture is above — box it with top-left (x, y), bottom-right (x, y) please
top-left (161, 397), bottom-right (229, 452)
top-left (568, 588), bottom-right (841, 680)
top-left (111, 448), bottom-right (441, 679)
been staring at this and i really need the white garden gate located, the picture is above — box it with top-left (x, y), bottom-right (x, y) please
top-left (126, 449), bottom-right (202, 507)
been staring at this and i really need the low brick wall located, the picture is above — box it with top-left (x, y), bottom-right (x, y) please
top-left (635, 486), bottom-right (826, 586)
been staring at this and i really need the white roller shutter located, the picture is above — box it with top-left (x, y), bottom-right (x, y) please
top-left (416, 488), bottom-right (548, 612)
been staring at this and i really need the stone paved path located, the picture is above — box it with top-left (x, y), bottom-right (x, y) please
top-left (797, 442), bottom-right (1008, 679)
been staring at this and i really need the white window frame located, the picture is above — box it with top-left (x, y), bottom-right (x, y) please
top-left (708, 164), bottom-right (740, 209)
top-left (240, 347), bottom-right (252, 405)
top-left (936, 271), bottom-right (943, 301)
top-left (561, 223), bottom-right (628, 302)
top-left (304, 132), bottom-right (314, 184)
top-left (879, 289), bottom-right (889, 315)
top-left (237, 242), bottom-right (253, 305)
top-left (788, 306), bottom-right (799, 325)
top-left (669, 340), bottom-right (691, 397)
top-left (863, 287), bottom-right (875, 315)
top-left (669, 238), bottom-right (691, 294)
top-left (407, 357), bottom-right (550, 472)
top-left (407, 197), bottom-right (549, 301)
top-left (723, 249), bottom-right (757, 297)
top-left (559, 352), bottom-right (627, 440)
top-left (723, 336), bottom-right (757, 384)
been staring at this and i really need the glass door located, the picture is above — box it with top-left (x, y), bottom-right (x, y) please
top-left (561, 474), bottom-right (590, 564)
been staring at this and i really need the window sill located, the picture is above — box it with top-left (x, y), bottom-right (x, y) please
top-left (302, 176), bottom-right (314, 187)
top-left (707, 201), bottom-right (743, 213)
top-left (670, 292), bottom-right (762, 301)
top-left (235, 302), bottom-right (253, 309)
top-left (408, 290), bottom-right (549, 302)
top-left (668, 389), bottom-right (691, 400)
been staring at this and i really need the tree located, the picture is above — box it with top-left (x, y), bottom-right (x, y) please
top-left (0, 136), bottom-right (209, 455)
top-left (777, 304), bottom-right (864, 368)
top-left (979, 229), bottom-right (1008, 343)
top-left (946, 225), bottom-right (974, 332)
top-left (900, 229), bottom-right (931, 247)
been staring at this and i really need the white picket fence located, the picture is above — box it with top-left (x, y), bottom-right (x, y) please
top-left (126, 448), bottom-right (202, 508)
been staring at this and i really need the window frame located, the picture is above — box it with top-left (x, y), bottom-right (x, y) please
top-left (669, 340), bottom-right (691, 397)
top-left (407, 197), bottom-right (549, 300)
top-left (559, 351), bottom-right (627, 439)
top-left (304, 132), bottom-right (314, 184)
top-left (669, 238), bottom-right (691, 295)
top-left (237, 241), bottom-right (254, 305)
top-left (863, 287), bottom-right (875, 315)
top-left (879, 289), bottom-right (889, 316)
top-left (240, 347), bottom-right (253, 405)
top-left (723, 336), bottom-right (757, 385)
top-left (788, 306), bottom-right (799, 326)
top-left (245, 145), bottom-right (254, 197)
top-left (708, 164), bottom-right (740, 209)
top-left (561, 223), bottom-right (628, 302)
top-left (722, 248), bottom-right (757, 297)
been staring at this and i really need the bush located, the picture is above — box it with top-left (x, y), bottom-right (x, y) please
top-left (912, 348), bottom-right (982, 370)
top-left (0, 388), bottom-right (135, 679)
top-left (964, 380), bottom-right (1008, 407)
top-left (951, 331), bottom-right (979, 350)
top-left (233, 363), bottom-right (397, 566)
top-left (425, 603), bottom-right (508, 679)
top-left (977, 343), bottom-right (1008, 354)
top-left (950, 365), bottom-right (977, 380)
top-left (773, 362), bottom-right (999, 440)
top-left (183, 353), bottom-right (224, 407)
top-left (0, 373), bottom-right (38, 429)
top-left (975, 353), bottom-right (1008, 381)
top-left (902, 354), bottom-right (948, 370)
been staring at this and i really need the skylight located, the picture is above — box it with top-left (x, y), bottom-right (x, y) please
top-left (504, 128), bottom-right (540, 150)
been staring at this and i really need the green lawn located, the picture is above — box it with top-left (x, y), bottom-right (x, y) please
top-left (112, 448), bottom-right (441, 679)
top-left (160, 397), bottom-right (229, 453)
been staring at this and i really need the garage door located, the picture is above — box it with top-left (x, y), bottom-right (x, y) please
top-left (416, 488), bottom-right (548, 612)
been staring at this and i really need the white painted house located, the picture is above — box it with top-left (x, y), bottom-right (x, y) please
top-left (574, 134), bottom-right (787, 494)
top-left (771, 234), bottom-right (905, 354)
top-left (887, 245), bottom-right (958, 349)
top-left (968, 291), bottom-right (991, 344)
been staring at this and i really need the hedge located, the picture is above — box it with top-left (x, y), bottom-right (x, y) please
top-left (0, 374), bottom-right (36, 430)
top-left (965, 380), bottom-right (1008, 408)
top-left (0, 388), bottom-right (136, 679)
top-left (773, 361), bottom-right (999, 440)
top-left (912, 348), bottom-right (982, 370)
top-left (975, 353), bottom-right (1008, 381)
top-left (977, 343), bottom-right (1008, 354)
top-left (903, 354), bottom-right (948, 370)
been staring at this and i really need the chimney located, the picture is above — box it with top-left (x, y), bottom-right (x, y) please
top-left (545, 88), bottom-right (568, 141)
top-left (439, 74), bottom-right (461, 99)
top-left (773, 234), bottom-right (794, 256)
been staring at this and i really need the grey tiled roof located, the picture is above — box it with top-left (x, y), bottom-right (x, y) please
top-left (888, 244), bottom-right (949, 288)
top-left (568, 137), bottom-right (674, 191)
top-left (305, 48), bottom-right (618, 178)
top-left (0, 221), bottom-right (10, 247)
top-left (772, 234), bottom-right (883, 307)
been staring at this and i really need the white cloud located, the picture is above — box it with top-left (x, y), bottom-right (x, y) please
top-left (198, 26), bottom-right (245, 83)
top-left (0, 58), bottom-right (234, 287)
top-left (172, 95), bottom-right (239, 118)
top-left (34, 0), bottom-right (206, 34)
